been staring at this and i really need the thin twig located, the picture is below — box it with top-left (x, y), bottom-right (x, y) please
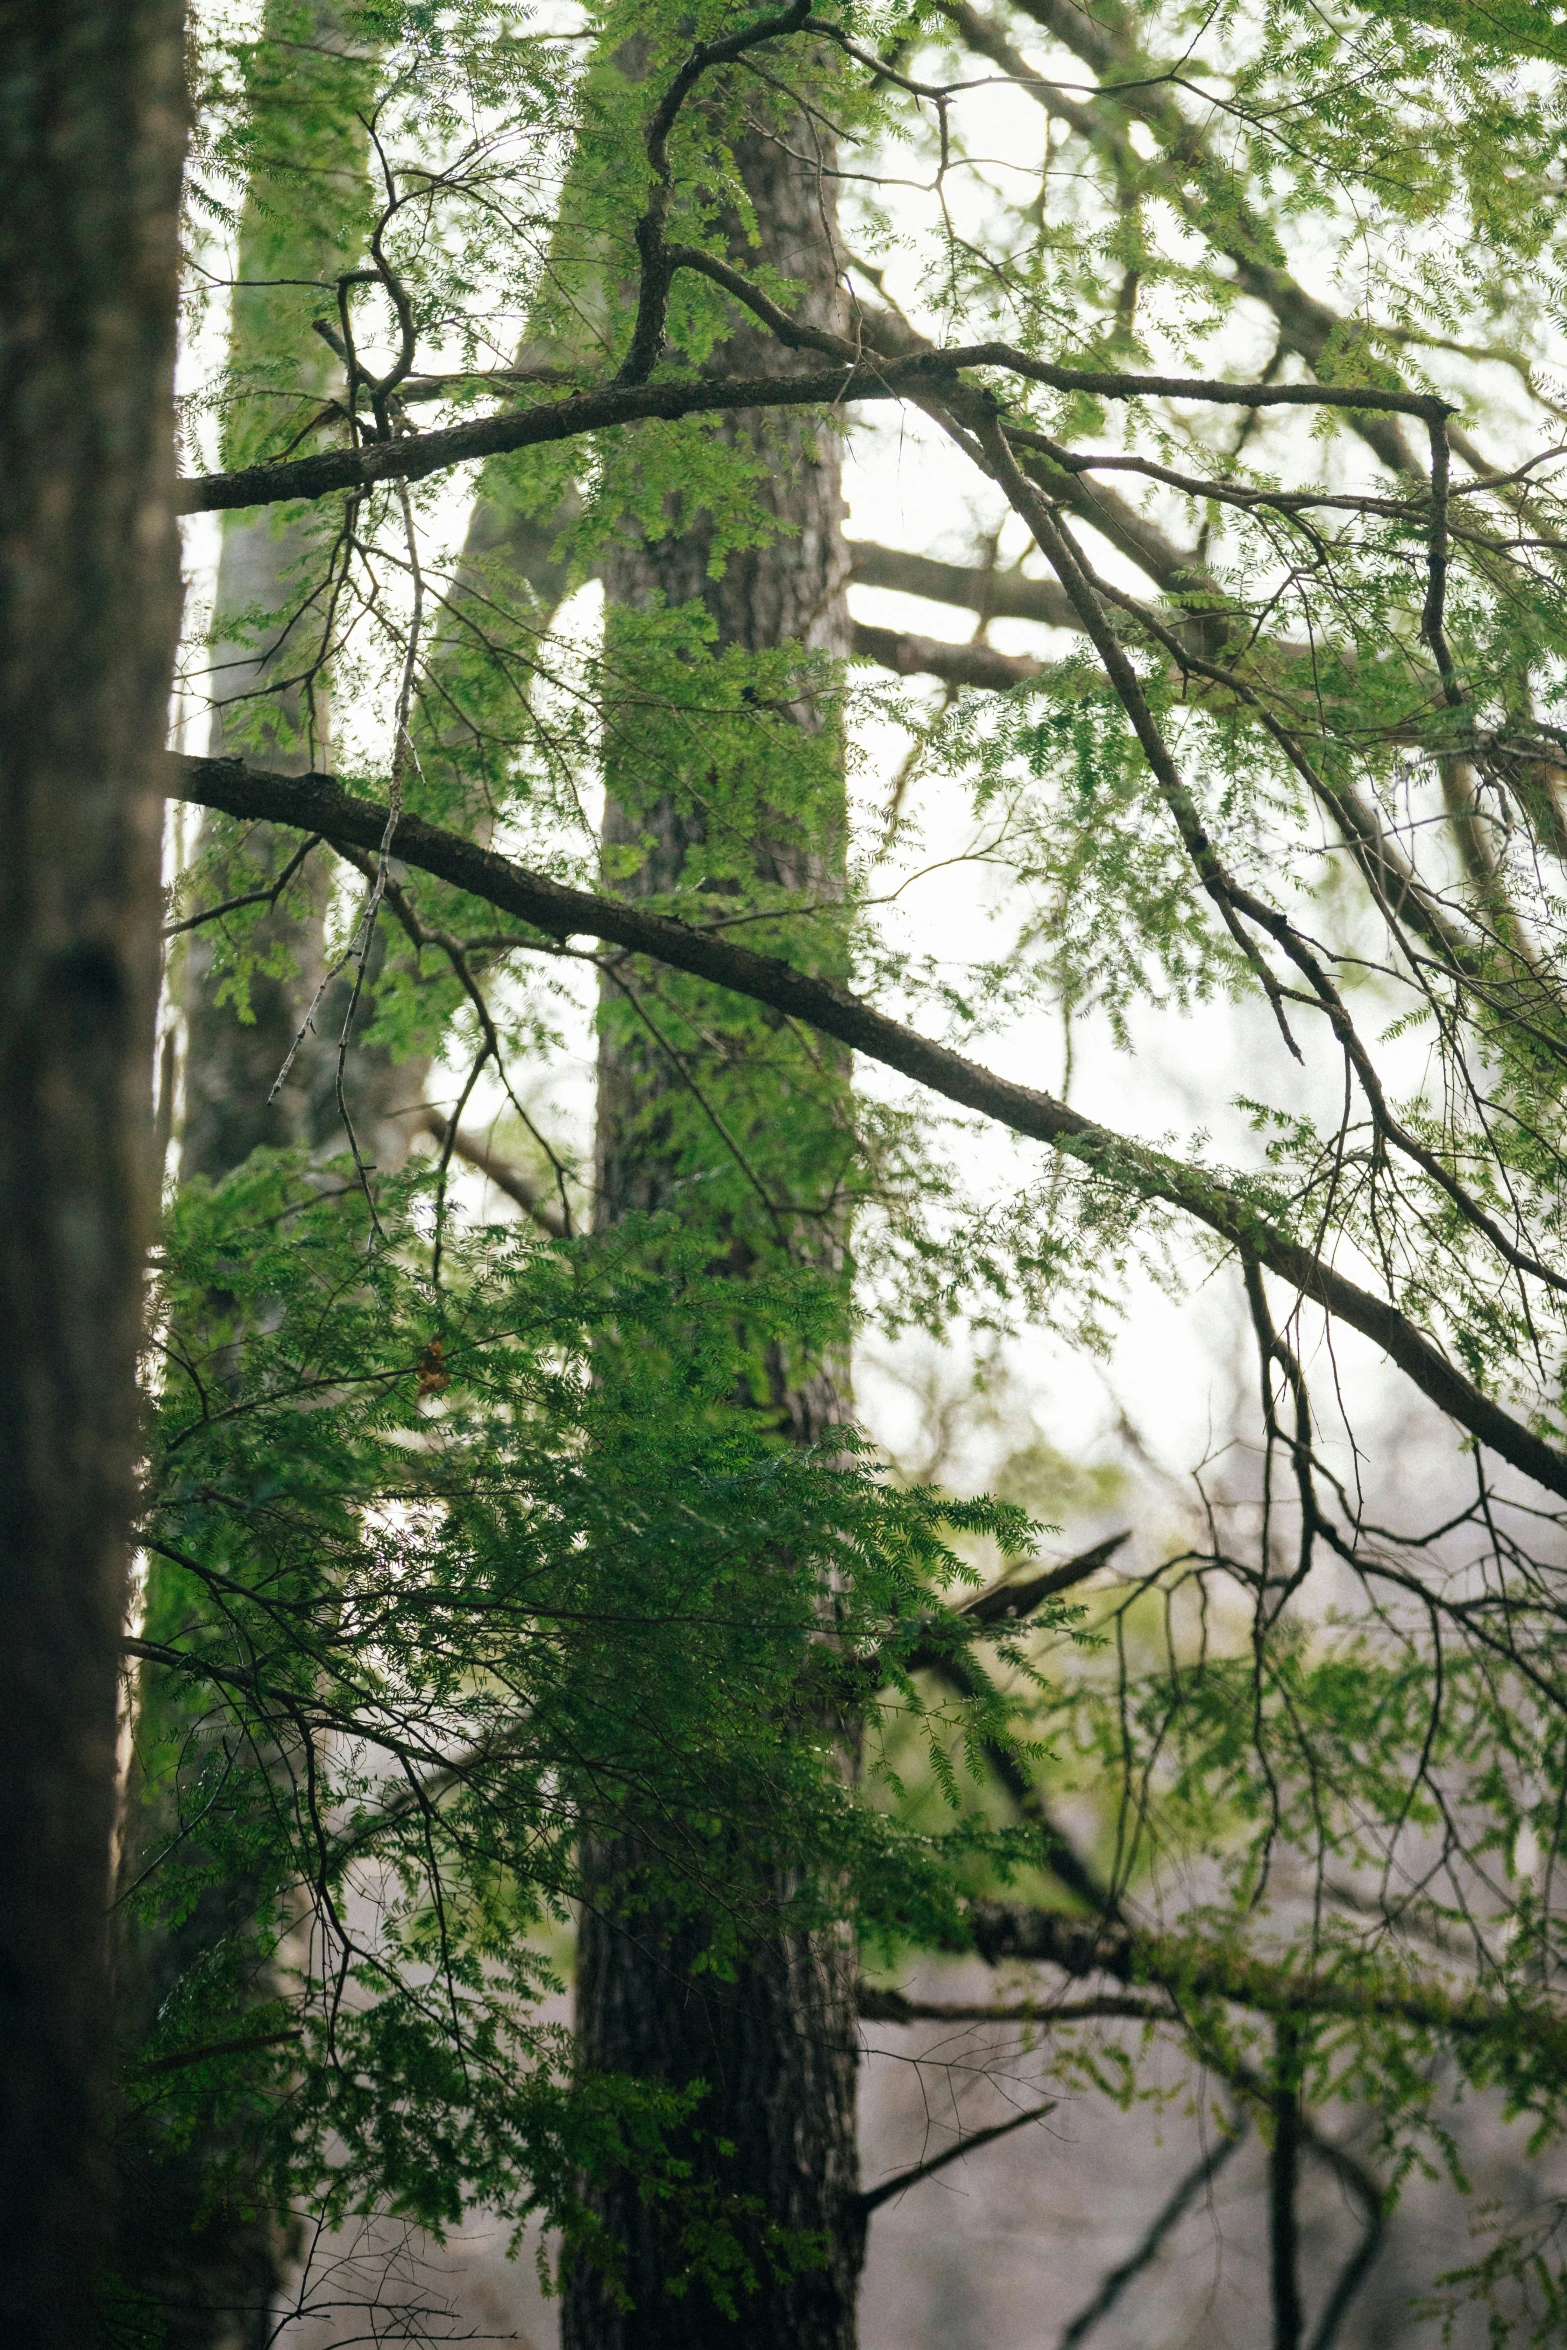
top-left (856, 2099), bottom-right (1057, 2214)
top-left (163, 832), bottom-right (322, 937)
top-left (1055, 2113), bottom-right (1248, 2348)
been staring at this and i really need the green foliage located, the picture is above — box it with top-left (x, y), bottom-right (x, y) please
top-left (126, 1156), bottom-right (1036, 2286)
top-left (1373, 2), bottom-right (1567, 68)
top-left (160, 0), bottom-right (1567, 2331)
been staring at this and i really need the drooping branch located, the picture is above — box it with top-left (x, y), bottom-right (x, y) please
top-left (966, 416), bottom-right (1567, 1256)
top-left (940, 0), bottom-right (1421, 481)
top-left (167, 751), bottom-right (1567, 1502)
top-left (839, 321), bottom-right (1490, 974)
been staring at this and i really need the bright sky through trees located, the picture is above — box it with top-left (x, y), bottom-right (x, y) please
top-left (109, 3), bottom-right (1567, 2343)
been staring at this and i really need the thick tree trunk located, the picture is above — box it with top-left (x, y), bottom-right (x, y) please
top-left (561, 120), bottom-right (864, 2350)
top-left (0, 3), bottom-right (186, 2339)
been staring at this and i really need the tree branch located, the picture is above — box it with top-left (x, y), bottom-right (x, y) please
top-left (903, 1536), bottom-right (1131, 1914)
top-left (619, 4), bottom-right (815, 385)
top-left (176, 353), bottom-right (1450, 518)
top-left (415, 1107), bottom-right (567, 1237)
top-left (964, 1902), bottom-right (1567, 2058)
top-left (1305, 2132), bottom-right (1386, 2350)
top-left (166, 753), bottom-right (1567, 1502)
top-left (957, 1531), bottom-right (1131, 1624)
top-left (132, 2027), bottom-right (303, 2081)
top-left (943, 0), bottom-right (1421, 479)
top-left (1055, 2114), bottom-right (1249, 2348)
top-left (855, 2098), bottom-right (1057, 2213)
top-left (177, 365), bottom-right (902, 514)
top-left (851, 619), bottom-right (1043, 690)
top-left (849, 540), bottom-right (1078, 629)
top-left (858, 1986), bottom-right (1166, 2026)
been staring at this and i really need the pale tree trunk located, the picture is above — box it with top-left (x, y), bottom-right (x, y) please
top-left (0, 2), bottom-right (186, 2340)
top-left (181, 3), bottom-right (416, 1186)
top-left (118, 44), bottom-right (583, 2333)
top-left (186, 508), bottom-right (426, 1183)
top-left (181, 0), bottom-right (347, 1181)
top-left (183, 511), bottom-right (345, 1178)
top-left (562, 121), bottom-right (865, 2350)
top-left (113, 21), bottom-right (401, 2344)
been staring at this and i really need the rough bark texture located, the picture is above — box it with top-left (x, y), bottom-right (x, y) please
top-left (0, 3), bottom-right (186, 2339)
top-left (561, 117), bottom-right (864, 2350)
top-left (571, 1843), bottom-right (864, 2350)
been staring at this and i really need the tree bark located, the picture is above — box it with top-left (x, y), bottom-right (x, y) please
top-left (561, 113), bottom-right (864, 2350)
top-left (0, 3), bottom-right (186, 2338)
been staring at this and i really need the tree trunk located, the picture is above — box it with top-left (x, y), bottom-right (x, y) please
top-left (180, 7), bottom-right (417, 1185)
top-left (561, 117), bottom-right (864, 2350)
top-left (0, 3), bottom-right (186, 2339)
top-left (112, 24), bottom-right (407, 2345)
top-left (182, 509), bottom-right (348, 1179)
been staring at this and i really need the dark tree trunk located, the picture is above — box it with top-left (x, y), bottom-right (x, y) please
top-left (1271, 2026), bottom-right (1306, 2350)
top-left (0, 3), bottom-right (186, 2339)
top-left (561, 117), bottom-right (865, 2350)
top-left (571, 1840), bottom-right (864, 2350)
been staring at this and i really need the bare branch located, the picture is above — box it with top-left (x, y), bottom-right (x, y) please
top-left (849, 539), bottom-right (1078, 628)
top-left (852, 619), bottom-right (1043, 690)
top-left (415, 1107), bottom-right (567, 1237)
top-left (858, 1986), bottom-right (1166, 2026)
top-left (855, 2098), bottom-right (1057, 2214)
top-left (1305, 2134), bottom-right (1385, 2350)
top-left (959, 1531), bottom-right (1131, 1623)
top-left (1055, 2114), bottom-right (1249, 2348)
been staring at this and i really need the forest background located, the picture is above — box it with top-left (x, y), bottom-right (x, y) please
top-left (7, 2), bottom-right (1567, 2347)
